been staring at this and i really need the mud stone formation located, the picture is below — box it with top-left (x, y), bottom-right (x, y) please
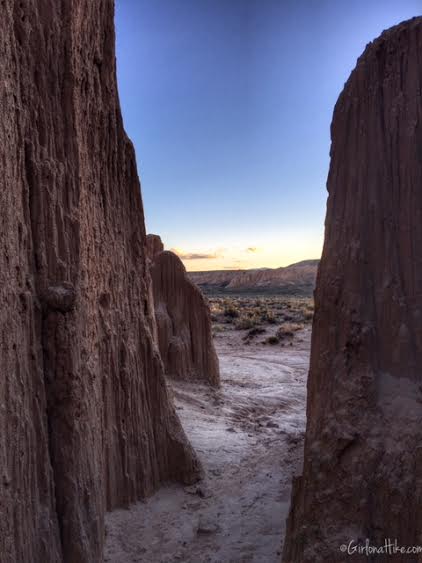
top-left (146, 233), bottom-right (164, 260)
top-left (283, 17), bottom-right (422, 563)
top-left (0, 2), bottom-right (200, 562)
top-left (147, 236), bottom-right (220, 386)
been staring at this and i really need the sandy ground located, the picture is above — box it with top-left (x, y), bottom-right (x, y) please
top-left (105, 326), bottom-right (310, 563)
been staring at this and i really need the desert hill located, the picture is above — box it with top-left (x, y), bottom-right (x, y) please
top-left (188, 259), bottom-right (319, 295)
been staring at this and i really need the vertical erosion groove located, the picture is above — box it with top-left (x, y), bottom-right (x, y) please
top-left (0, 1), bottom-right (201, 562)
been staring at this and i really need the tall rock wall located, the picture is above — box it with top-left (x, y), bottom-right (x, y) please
top-left (283, 17), bottom-right (422, 562)
top-left (0, 2), bottom-right (200, 562)
top-left (147, 237), bottom-right (220, 387)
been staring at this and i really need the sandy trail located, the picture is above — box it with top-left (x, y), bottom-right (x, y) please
top-left (105, 327), bottom-right (309, 563)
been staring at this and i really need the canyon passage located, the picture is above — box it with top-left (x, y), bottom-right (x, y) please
top-left (1, 1), bottom-right (422, 562)
top-left (105, 309), bottom-right (310, 563)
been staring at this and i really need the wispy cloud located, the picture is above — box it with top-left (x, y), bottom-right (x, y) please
top-left (170, 248), bottom-right (219, 260)
top-left (247, 247), bottom-right (258, 253)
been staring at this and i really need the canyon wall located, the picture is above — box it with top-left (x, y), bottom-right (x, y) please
top-left (147, 237), bottom-right (220, 386)
top-left (0, 2), bottom-right (200, 562)
top-left (283, 17), bottom-right (422, 563)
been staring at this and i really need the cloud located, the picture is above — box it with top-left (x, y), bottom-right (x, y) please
top-left (247, 247), bottom-right (258, 253)
top-left (170, 248), bottom-right (219, 260)
top-left (181, 253), bottom-right (218, 260)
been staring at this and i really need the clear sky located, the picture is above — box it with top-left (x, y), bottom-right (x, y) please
top-left (115, 0), bottom-right (421, 271)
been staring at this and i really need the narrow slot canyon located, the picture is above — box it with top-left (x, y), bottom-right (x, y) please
top-left (1, 2), bottom-right (422, 563)
top-left (105, 303), bottom-right (310, 562)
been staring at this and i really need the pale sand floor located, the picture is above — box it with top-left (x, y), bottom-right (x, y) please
top-left (105, 327), bottom-right (309, 563)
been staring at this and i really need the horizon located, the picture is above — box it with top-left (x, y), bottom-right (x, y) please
top-left (115, 0), bottom-right (420, 271)
top-left (182, 256), bottom-right (319, 274)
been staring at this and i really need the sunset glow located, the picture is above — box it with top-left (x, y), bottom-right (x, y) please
top-left (170, 233), bottom-right (324, 272)
top-left (116, 0), bottom-right (419, 272)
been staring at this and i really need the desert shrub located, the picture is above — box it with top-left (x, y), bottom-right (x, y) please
top-left (209, 299), bottom-right (225, 318)
top-left (260, 309), bottom-right (278, 324)
top-left (244, 327), bottom-right (266, 339)
top-left (276, 322), bottom-right (304, 340)
top-left (303, 309), bottom-right (314, 322)
top-left (223, 305), bottom-right (239, 319)
top-left (266, 335), bottom-right (280, 345)
top-left (235, 316), bottom-right (256, 330)
top-left (266, 312), bottom-right (278, 324)
top-left (259, 307), bottom-right (266, 317)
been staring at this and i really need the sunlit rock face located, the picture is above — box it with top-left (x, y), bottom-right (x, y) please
top-left (283, 17), bottom-right (422, 563)
top-left (0, 2), bottom-right (200, 562)
top-left (147, 235), bottom-right (220, 387)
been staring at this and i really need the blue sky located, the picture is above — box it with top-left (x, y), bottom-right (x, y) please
top-left (115, 0), bottom-right (421, 270)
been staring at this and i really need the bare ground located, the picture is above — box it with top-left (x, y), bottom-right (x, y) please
top-left (104, 326), bottom-right (309, 563)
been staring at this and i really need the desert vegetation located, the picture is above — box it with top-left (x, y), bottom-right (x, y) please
top-left (208, 294), bottom-right (313, 345)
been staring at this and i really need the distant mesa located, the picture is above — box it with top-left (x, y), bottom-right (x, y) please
top-left (147, 234), bottom-right (220, 387)
top-left (188, 259), bottom-right (319, 295)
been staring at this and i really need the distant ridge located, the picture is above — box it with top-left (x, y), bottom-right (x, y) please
top-left (188, 259), bottom-right (319, 295)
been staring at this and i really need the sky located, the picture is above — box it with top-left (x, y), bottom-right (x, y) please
top-left (115, 0), bottom-right (421, 271)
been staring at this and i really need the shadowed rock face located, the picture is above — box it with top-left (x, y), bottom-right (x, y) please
top-left (283, 17), bottom-right (422, 563)
top-left (147, 237), bottom-right (220, 387)
top-left (0, 2), bottom-right (200, 562)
